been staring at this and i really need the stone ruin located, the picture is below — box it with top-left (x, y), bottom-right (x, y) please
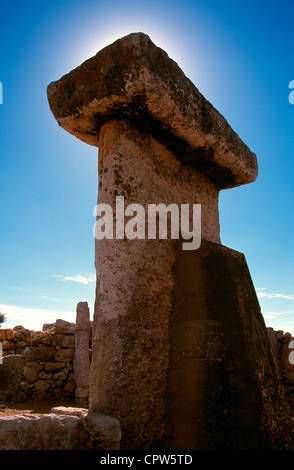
top-left (0, 302), bottom-right (121, 450)
top-left (1, 32), bottom-right (293, 450)
top-left (46, 32), bottom-right (294, 450)
top-left (0, 303), bottom-right (91, 405)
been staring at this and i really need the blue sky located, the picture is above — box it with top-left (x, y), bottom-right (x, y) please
top-left (1, 0), bottom-right (294, 332)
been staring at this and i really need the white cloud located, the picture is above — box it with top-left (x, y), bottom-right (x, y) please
top-left (256, 289), bottom-right (294, 300)
top-left (264, 312), bottom-right (285, 316)
top-left (0, 304), bottom-right (75, 330)
top-left (263, 313), bottom-right (278, 319)
top-left (54, 274), bottom-right (95, 285)
top-left (262, 309), bottom-right (294, 317)
top-left (40, 295), bottom-right (60, 301)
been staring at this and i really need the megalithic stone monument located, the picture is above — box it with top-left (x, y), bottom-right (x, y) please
top-left (47, 33), bottom-right (294, 450)
top-left (74, 301), bottom-right (90, 407)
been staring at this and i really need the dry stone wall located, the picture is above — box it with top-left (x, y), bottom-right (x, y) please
top-left (0, 317), bottom-right (293, 411)
top-left (0, 318), bottom-right (92, 402)
top-left (267, 327), bottom-right (294, 411)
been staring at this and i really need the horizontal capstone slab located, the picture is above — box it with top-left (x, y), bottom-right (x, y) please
top-left (47, 32), bottom-right (257, 189)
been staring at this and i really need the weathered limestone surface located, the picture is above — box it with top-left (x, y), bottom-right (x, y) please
top-left (0, 355), bottom-right (24, 398)
top-left (55, 319), bottom-right (77, 335)
top-left (47, 32), bottom-right (257, 190)
top-left (47, 32), bottom-right (293, 450)
top-left (23, 346), bottom-right (55, 362)
top-left (89, 117), bottom-right (221, 448)
top-left (0, 414), bottom-right (80, 450)
top-left (0, 408), bottom-right (121, 450)
top-left (74, 301), bottom-right (91, 406)
top-left (50, 406), bottom-right (121, 450)
top-left (80, 410), bottom-right (122, 451)
top-left (96, 118), bottom-right (220, 242)
top-left (162, 240), bottom-right (293, 450)
top-left (50, 406), bottom-right (88, 418)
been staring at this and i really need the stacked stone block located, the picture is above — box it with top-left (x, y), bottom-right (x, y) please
top-left (267, 327), bottom-right (294, 411)
top-left (0, 317), bottom-right (92, 401)
top-left (0, 326), bottom-right (30, 356)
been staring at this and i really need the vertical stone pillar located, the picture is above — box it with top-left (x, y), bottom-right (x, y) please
top-left (47, 32), bottom-right (293, 450)
top-left (74, 301), bottom-right (90, 407)
top-left (91, 118), bottom-right (220, 449)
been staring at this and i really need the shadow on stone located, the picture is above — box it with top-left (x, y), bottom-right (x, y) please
top-left (0, 355), bottom-right (24, 400)
top-left (161, 240), bottom-right (294, 450)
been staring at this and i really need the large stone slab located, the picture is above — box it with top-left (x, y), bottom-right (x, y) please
top-left (0, 408), bottom-right (121, 450)
top-left (23, 347), bottom-right (55, 362)
top-left (50, 406), bottom-right (88, 418)
top-left (0, 414), bottom-right (80, 450)
top-left (88, 118), bottom-right (221, 449)
top-left (50, 406), bottom-right (121, 450)
top-left (47, 32), bottom-right (257, 189)
top-left (0, 355), bottom-right (24, 398)
top-left (55, 319), bottom-right (77, 334)
top-left (74, 302), bottom-right (91, 406)
top-left (80, 410), bottom-right (121, 450)
top-left (161, 240), bottom-right (294, 450)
